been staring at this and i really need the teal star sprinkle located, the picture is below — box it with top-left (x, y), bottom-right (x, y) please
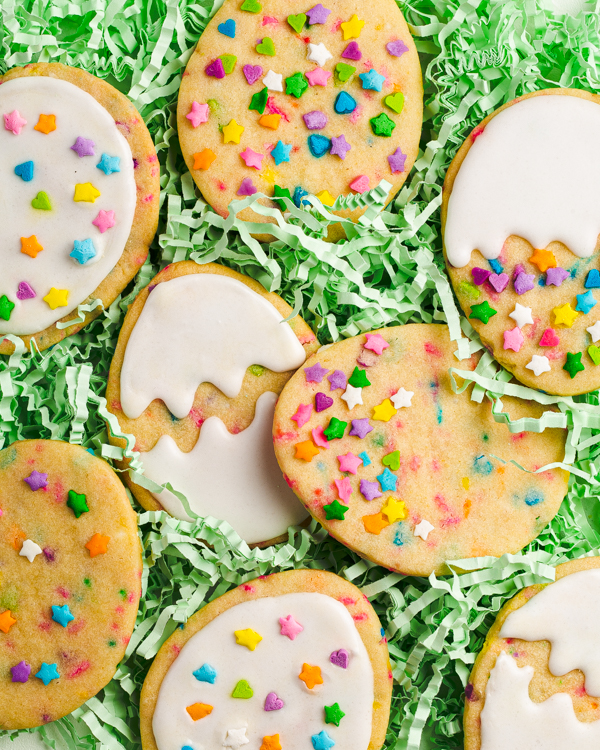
top-left (193, 663), bottom-right (217, 683)
top-left (377, 467), bottom-right (397, 492)
top-left (359, 68), bottom-right (385, 91)
top-left (52, 604), bottom-right (75, 627)
top-left (271, 140), bottom-right (292, 165)
top-left (70, 238), bottom-right (97, 264)
top-left (97, 153), bottom-right (121, 175)
top-left (576, 289), bottom-right (597, 314)
top-left (36, 663), bottom-right (60, 685)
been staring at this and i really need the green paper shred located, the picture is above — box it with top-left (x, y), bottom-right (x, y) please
top-left (4, 1), bottom-right (600, 749)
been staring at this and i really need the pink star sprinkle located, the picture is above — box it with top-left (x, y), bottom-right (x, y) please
top-left (364, 333), bottom-right (389, 355)
top-left (337, 452), bottom-right (363, 474)
top-left (291, 403), bottom-right (313, 428)
top-left (240, 148), bottom-right (264, 169)
top-left (305, 67), bottom-right (332, 86)
top-left (350, 175), bottom-right (369, 193)
top-left (503, 327), bottom-right (524, 352)
top-left (312, 426), bottom-right (329, 448)
top-left (92, 209), bottom-right (116, 233)
top-left (186, 101), bottom-right (209, 127)
top-left (4, 110), bottom-right (27, 135)
top-left (279, 615), bottom-right (304, 640)
top-left (335, 477), bottom-right (352, 502)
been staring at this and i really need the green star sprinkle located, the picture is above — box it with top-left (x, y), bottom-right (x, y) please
top-left (219, 55), bottom-right (237, 74)
top-left (469, 301), bottom-right (497, 324)
top-left (0, 295), bottom-right (15, 321)
top-left (273, 185), bottom-right (292, 205)
top-left (348, 367), bottom-right (371, 388)
top-left (285, 72), bottom-right (308, 98)
top-left (335, 63), bottom-right (356, 82)
top-left (323, 500), bottom-right (348, 521)
top-left (324, 702), bottom-right (346, 726)
top-left (67, 489), bottom-right (89, 518)
top-left (249, 87), bottom-right (269, 114)
top-left (324, 417), bottom-right (348, 441)
top-left (563, 351), bottom-right (585, 379)
top-left (370, 113), bottom-right (396, 137)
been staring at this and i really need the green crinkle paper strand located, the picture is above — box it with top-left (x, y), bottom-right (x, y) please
top-left (2, 1), bottom-right (600, 749)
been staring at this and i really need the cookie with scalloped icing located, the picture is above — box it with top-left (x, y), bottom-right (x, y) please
top-left (0, 439), bottom-right (142, 729)
top-left (0, 62), bottom-right (159, 355)
top-left (177, 0), bottom-right (422, 236)
top-left (442, 88), bottom-right (600, 396)
top-left (273, 323), bottom-right (569, 576)
top-left (106, 261), bottom-right (319, 546)
top-left (140, 569), bottom-right (391, 750)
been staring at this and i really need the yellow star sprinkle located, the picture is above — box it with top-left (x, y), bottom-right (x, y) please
top-left (259, 166), bottom-right (278, 185)
top-left (553, 303), bottom-right (579, 327)
top-left (529, 248), bottom-right (556, 273)
top-left (381, 497), bottom-right (407, 524)
top-left (34, 114), bottom-right (56, 134)
top-left (316, 190), bottom-right (335, 207)
top-left (74, 182), bottom-right (101, 203)
top-left (234, 628), bottom-right (262, 651)
top-left (43, 287), bottom-right (69, 310)
top-left (223, 119), bottom-right (245, 144)
top-left (372, 398), bottom-right (397, 422)
top-left (295, 440), bottom-right (320, 461)
top-left (341, 14), bottom-right (365, 40)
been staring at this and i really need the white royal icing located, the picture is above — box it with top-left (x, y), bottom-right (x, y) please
top-left (445, 94), bottom-right (600, 268)
top-left (152, 592), bottom-right (374, 750)
top-left (500, 568), bottom-right (600, 696)
top-left (480, 651), bottom-right (600, 750)
top-left (120, 274), bottom-right (307, 420)
top-left (0, 76), bottom-right (136, 334)
top-left (139, 391), bottom-right (308, 543)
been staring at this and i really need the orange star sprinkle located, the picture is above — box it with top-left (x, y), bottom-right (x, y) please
top-left (259, 114), bottom-right (281, 130)
top-left (85, 533), bottom-right (111, 558)
top-left (186, 703), bottom-right (213, 721)
top-left (261, 736), bottom-right (282, 750)
top-left (193, 149), bottom-right (217, 170)
top-left (362, 512), bottom-right (391, 535)
top-left (299, 663), bottom-right (323, 689)
top-left (529, 248), bottom-right (557, 273)
top-left (294, 440), bottom-right (320, 462)
top-left (20, 235), bottom-right (44, 258)
top-left (0, 609), bottom-right (16, 634)
top-left (34, 114), bottom-right (57, 134)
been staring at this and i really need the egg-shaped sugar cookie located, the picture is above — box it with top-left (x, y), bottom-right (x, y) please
top-left (273, 324), bottom-right (569, 577)
top-left (442, 88), bottom-right (600, 396)
top-left (465, 557), bottom-right (600, 750)
top-left (177, 0), bottom-right (423, 234)
top-left (106, 261), bottom-right (319, 545)
top-left (140, 569), bottom-right (391, 750)
top-left (0, 63), bottom-right (159, 355)
top-left (0, 439), bottom-right (142, 729)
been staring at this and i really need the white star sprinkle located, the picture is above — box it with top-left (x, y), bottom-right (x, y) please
top-left (390, 387), bottom-right (414, 409)
top-left (307, 42), bottom-right (332, 67)
top-left (588, 320), bottom-right (600, 343)
top-left (509, 303), bottom-right (534, 329)
top-left (414, 519), bottom-right (435, 541)
top-left (526, 355), bottom-right (551, 377)
top-left (341, 384), bottom-right (363, 410)
top-left (223, 728), bottom-right (249, 749)
top-left (262, 70), bottom-right (283, 92)
top-left (20, 539), bottom-right (43, 563)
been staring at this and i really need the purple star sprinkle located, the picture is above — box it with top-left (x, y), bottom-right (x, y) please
top-left (328, 370), bottom-right (347, 391)
top-left (17, 281), bottom-right (36, 300)
top-left (386, 39), bottom-right (409, 57)
top-left (388, 147), bottom-right (407, 174)
top-left (306, 3), bottom-right (331, 24)
top-left (304, 362), bottom-right (329, 383)
top-left (303, 111), bottom-right (328, 130)
top-left (349, 418), bottom-right (373, 439)
top-left (24, 469), bottom-right (48, 491)
top-left (330, 134), bottom-right (351, 160)
top-left (359, 479), bottom-right (382, 502)
top-left (243, 64), bottom-right (263, 85)
top-left (11, 661), bottom-right (31, 683)
top-left (489, 272), bottom-right (509, 293)
top-left (237, 177), bottom-right (257, 196)
top-left (342, 41), bottom-right (362, 60)
top-left (546, 267), bottom-right (570, 287)
top-left (71, 137), bottom-right (95, 158)
top-left (315, 392), bottom-right (333, 412)
top-left (514, 272), bottom-right (535, 295)
top-left (471, 267), bottom-right (490, 285)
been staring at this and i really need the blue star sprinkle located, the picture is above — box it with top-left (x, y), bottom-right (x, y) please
top-left (97, 153), bottom-right (121, 175)
top-left (51, 604), bottom-right (74, 628)
top-left (193, 663), bottom-right (217, 683)
top-left (359, 69), bottom-right (385, 91)
top-left (271, 140), bottom-right (292, 166)
top-left (36, 662), bottom-right (60, 685)
top-left (70, 238), bottom-right (97, 265)
top-left (377, 467), bottom-right (398, 492)
top-left (576, 290), bottom-right (597, 314)
top-left (311, 731), bottom-right (335, 750)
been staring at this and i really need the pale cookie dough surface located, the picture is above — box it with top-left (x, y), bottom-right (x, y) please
top-left (177, 0), bottom-right (422, 233)
top-left (273, 324), bottom-right (569, 576)
top-left (106, 261), bottom-right (319, 545)
top-left (442, 88), bottom-right (600, 396)
top-left (139, 569), bottom-right (392, 750)
top-left (464, 557), bottom-right (600, 750)
top-left (0, 439), bottom-right (142, 729)
top-left (0, 63), bottom-right (160, 355)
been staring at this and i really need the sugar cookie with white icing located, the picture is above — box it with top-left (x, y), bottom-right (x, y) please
top-left (0, 63), bottom-right (159, 354)
top-left (273, 324), bottom-right (569, 576)
top-left (464, 556), bottom-right (600, 750)
top-left (442, 88), bottom-right (600, 395)
top-left (106, 261), bottom-right (319, 545)
top-left (139, 569), bottom-right (392, 750)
